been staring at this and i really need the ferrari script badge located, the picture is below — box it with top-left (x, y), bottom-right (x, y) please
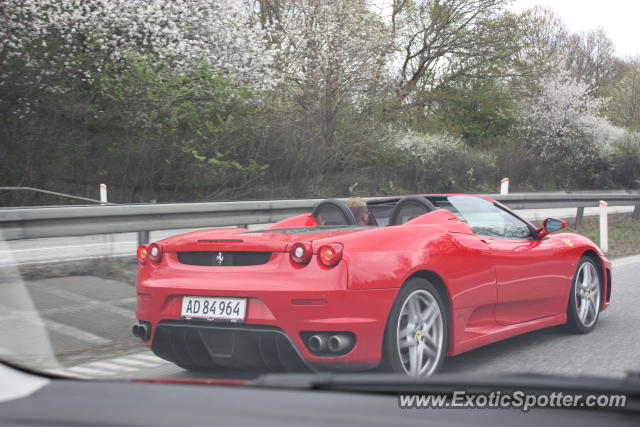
top-left (216, 252), bottom-right (224, 265)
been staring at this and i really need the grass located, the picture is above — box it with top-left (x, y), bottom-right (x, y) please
top-left (557, 213), bottom-right (640, 259)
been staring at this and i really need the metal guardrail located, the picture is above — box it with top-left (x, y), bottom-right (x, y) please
top-left (494, 193), bottom-right (640, 209)
top-left (1, 193), bottom-right (639, 244)
top-left (0, 199), bottom-right (325, 241)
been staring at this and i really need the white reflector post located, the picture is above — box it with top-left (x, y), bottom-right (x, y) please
top-left (599, 200), bottom-right (608, 253)
top-left (99, 183), bottom-right (107, 204)
top-left (500, 178), bottom-right (509, 195)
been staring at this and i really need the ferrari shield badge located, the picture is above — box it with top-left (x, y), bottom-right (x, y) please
top-left (563, 238), bottom-right (574, 248)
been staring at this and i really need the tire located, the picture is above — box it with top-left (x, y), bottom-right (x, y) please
top-left (566, 256), bottom-right (602, 334)
top-left (382, 277), bottom-right (449, 376)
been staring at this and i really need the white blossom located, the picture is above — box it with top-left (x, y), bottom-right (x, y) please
top-left (517, 70), bottom-right (619, 165)
top-left (392, 131), bottom-right (467, 162)
top-left (0, 0), bottom-right (278, 90)
top-left (271, 0), bottom-right (390, 103)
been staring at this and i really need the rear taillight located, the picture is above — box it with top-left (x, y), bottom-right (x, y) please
top-left (317, 243), bottom-right (343, 267)
top-left (290, 242), bottom-right (312, 265)
top-left (137, 245), bottom-right (148, 264)
top-left (148, 243), bottom-right (163, 263)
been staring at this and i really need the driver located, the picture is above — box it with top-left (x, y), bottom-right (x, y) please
top-left (346, 197), bottom-right (372, 226)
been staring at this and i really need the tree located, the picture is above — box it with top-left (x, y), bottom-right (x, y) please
top-left (0, 0), bottom-right (276, 203)
top-left (390, 131), bottom-right (486, 192)
top-left (563, 28), bottom-right (622, 95)
top-left (388, 0), bottom-right (519, 109)
top-left (515, 71), bottom-right (621, 188)
top-left (0, 0), bottom-right (632, 203)
top-left (609, 131), bottom-right (640, 188)
top-left (96, 54), bottom-right (267, 201)
top-left (513, 6), bottom-right (569, 78)
top-left (0, 0), bottom-right (276, 95)
top-left (607, 65), bottom-right (640, 130)
top-left (248, 0), bottom-right (393, 190)
top-left (261, 0), bottom-right (390, 117)
top-left (418, 77), bottom-right (517, 146)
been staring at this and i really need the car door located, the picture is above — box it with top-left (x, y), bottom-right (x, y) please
top-left (447, 196), bottom-right (569, 325)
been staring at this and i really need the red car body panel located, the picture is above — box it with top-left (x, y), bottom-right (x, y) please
top-left (135, 195), bottom-right (611, 371)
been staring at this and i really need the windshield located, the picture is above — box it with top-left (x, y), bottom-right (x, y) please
top-left (446, 195), bottom-right (534, 239)
top-left (1, 0), bottom-right (640, 397)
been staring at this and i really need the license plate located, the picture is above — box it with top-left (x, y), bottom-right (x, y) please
top-left (181, 296), bottom-right (246, 322)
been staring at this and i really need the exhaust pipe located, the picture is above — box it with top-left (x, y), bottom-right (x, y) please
top-left (328, 334), bottom-right (354, 353)
top-left (308, 334), bottom-right (327, 352)
top-left (132, 323), bottom-right (150, 341)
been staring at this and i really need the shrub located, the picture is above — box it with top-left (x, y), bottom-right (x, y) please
top-left (610, 132), bottom-right (640, 188)
top-left (390, 131), bottom-right (494, 193)
top-left (514, 71), bottom-right (619, 188)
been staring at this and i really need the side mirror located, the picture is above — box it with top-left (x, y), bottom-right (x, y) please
top-left (536, 218), bottom-right (566, 238)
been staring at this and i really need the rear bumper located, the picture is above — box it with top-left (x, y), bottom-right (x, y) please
top-left (152, 321), bottom-right (314, 372)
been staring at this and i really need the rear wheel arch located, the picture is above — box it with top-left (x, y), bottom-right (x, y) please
top-left (379, 270), bottom-right (451, 375)
top-left (581, 249), bottom-right (604, 281)
top-left (581, 249), bottom-right (601, 267)
top-left (404, 270), bottom-right (452, 317)
top-left (580, 249), bottom-right (608, 304)
top-left (380, 269), bottom-right (452, 358)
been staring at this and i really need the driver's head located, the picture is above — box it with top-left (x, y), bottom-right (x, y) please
top-left (346, 197), bottom-right (370, 226)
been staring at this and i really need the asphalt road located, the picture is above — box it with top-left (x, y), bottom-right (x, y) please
top-left (440, 255), bottom-right (640, 378)
top-left (137, 255), bottom-right (640, 380)
top-left (2, 254), bottom-right (636, 381)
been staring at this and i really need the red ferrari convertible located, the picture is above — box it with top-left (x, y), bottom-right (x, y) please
top-left (133, 194), bottom-right (611, 376)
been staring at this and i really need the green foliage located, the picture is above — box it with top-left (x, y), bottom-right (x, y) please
top-left (390, 131), bottom-right (494, 193)
top-left (610, 132), bottom-right (640, 188)
top-left (89, 54), bottom-right (267, 199)
top-left (419, 79), bottom-right (518, 147)
top-left (2, 1), bottom-right (639, 205)
top-left (564, 214), bottom-right (640, 259)
top-left (605, 66), bottom-right (640, 130)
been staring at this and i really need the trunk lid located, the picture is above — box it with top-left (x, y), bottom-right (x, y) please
top-left (159, 226), bottom-right (369, 253)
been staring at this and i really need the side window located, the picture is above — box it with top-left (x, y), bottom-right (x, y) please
top-left (447, 195), bottom-right (532, 240)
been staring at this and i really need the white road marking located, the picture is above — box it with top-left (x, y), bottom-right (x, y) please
top-left (109, 357), bottom-right (160, 368)
top-left (50, 352), bottom-right (171, 378)
top-left (0, 304), bottom-right (111, 346)
top-left (84, 361), bottom-right (138, 372)
top-left (32, 297), bottom-right (136, 317)
top-left (43, 319), bottom-right (111, 345)
top-left (130, 353), bottom-right (168, 364)
top-left (27, 282), bottom-right (135, 319)
top-left (67, 365), bottom-right (111, 376)
top-left (45, 368), bottom-right (86, 378)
